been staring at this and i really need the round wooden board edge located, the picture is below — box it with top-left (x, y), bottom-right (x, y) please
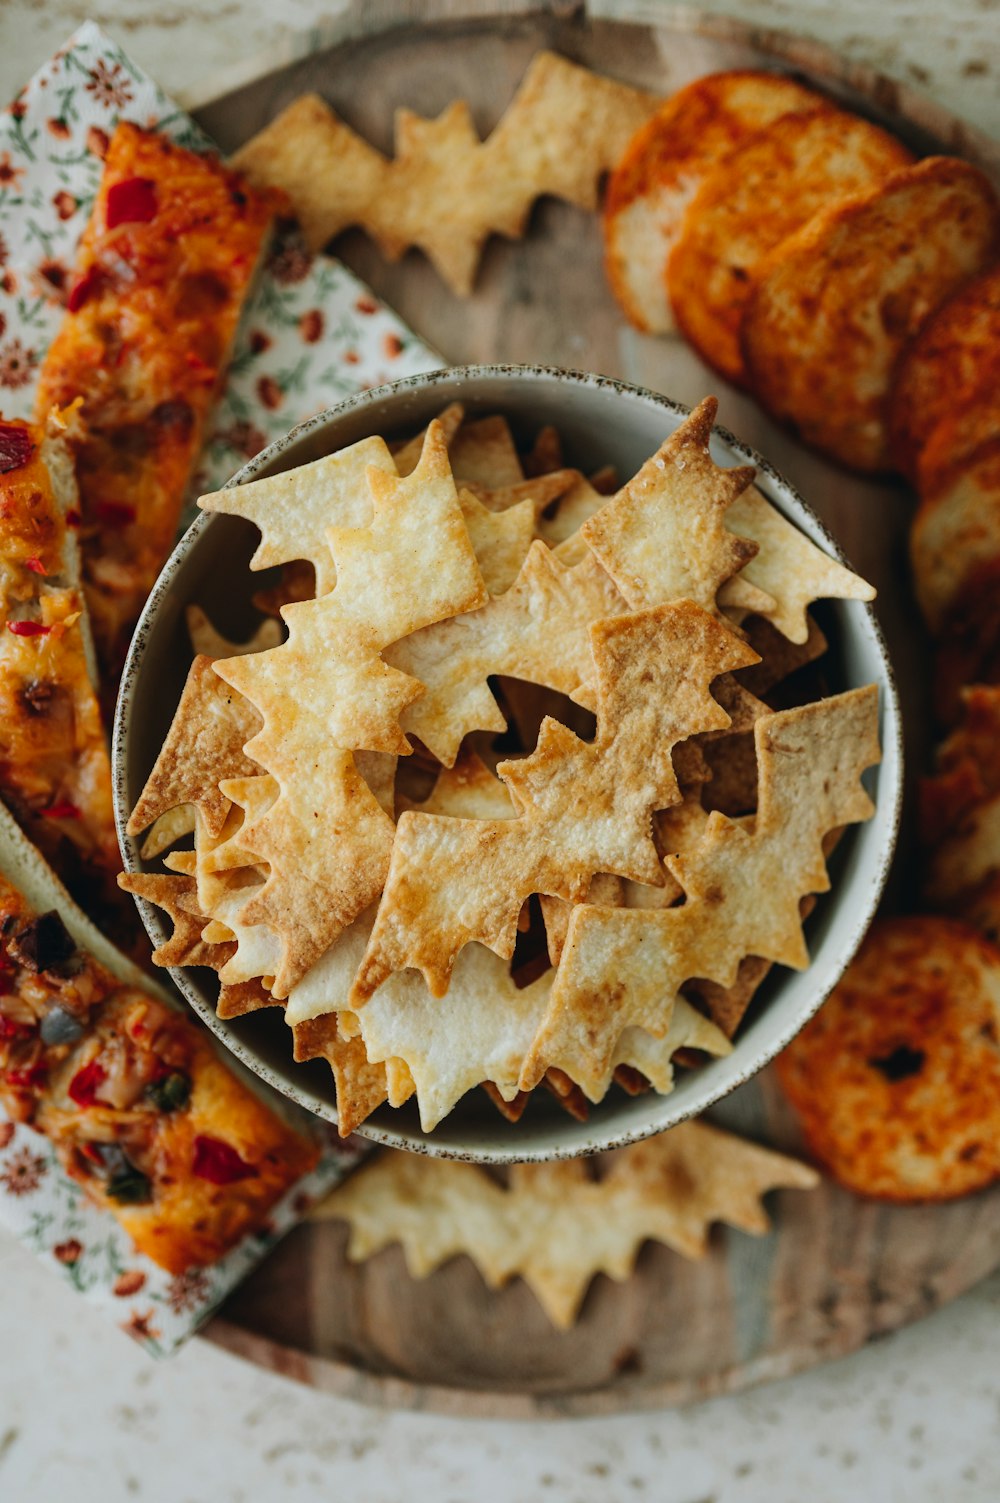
top-left (189, 0), bottom-right (1000, 1417)
top-left (186, 0), bottom-right (1000, 178)
top-left (202, 1288), bottom-right (941, 1419)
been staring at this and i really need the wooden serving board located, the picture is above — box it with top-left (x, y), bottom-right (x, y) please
top-left (192, 1), bottom-right (1000, 1416)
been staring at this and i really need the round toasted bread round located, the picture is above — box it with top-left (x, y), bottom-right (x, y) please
top-left (914, 378), bottom-right (1000, 500)
top-left (666, 108), bottom-right (912, 385)
top-left (910, 426), bottom-right (1000, 633)
top-left (932, 565), bottom-right (1000, 725)
top-left (742, 157), bottom-right (1000, 472)
top-left (775, 915), bottom-right (1000, 1200)
top-left (889, 264), bottom-right (1000, 481)
top-left (603, 70), bottom-right (825, 334)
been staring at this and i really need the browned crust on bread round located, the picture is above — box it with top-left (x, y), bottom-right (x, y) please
top-left (666, 107), bottom-right (913, 385)
top-left (603, 70), bottom-right (825, 331)
top-left (775, 915), bottom-right (1000, 1201)
top-left (889, 264), bottom-right (1000, 481)
top-left (742, 157), bottom-right (1000, 472)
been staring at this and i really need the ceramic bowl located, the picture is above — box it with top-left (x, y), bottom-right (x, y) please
top-left (114, 364), bottom-right (902, 1161)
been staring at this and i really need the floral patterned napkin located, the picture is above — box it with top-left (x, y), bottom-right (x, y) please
top-left (0, 22), bottom-right (442, 1355)
top-left (0, 21), bottom-right (442, 474)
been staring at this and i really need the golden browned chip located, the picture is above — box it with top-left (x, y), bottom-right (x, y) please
top-left (483, 1081), bottom-right (529, 1122)
top-left (117, 870), bottom-right (231, 971)
top-left (686, 955), bottom-right (774, 1039)
top-left (185, 604), bottom-right (283, 658)
top-left (126, 655), bottom-right (262, 842)
top-left (702, 730), bottom-right (758, 816)
top-left (138, 804), bottom-right (197, 861)
top-left (457, 486), bottom-right (536, 594)
top-left (524, 424), bottom-right (563, 477)
top-left (581, 396), bottom-right (757, 614)
top-left (910, 430), bottom-right (1000, 634)
top-left (289, 913), bottom-right (728, 1129)
top-left (390, 403), bottom-right (466, 475)
top-left (292, 1013), bottom-right (394, 1137)
top-left (723, 487), bottom-right (874, 644)
top-left (231, 93), bottom-right (391, 254)
top-left (446, 413), bottom-right (523, 487)
top-left (742, 157), bottom-right (1000, 472)
top-left (775, 916), bottom-right (1000, 1200)
top-left (524, 687), bottom-right (878, 1097)
top-left (215, 977), bottom-right (279, 1020)
top-left (388, 543), bottom-right (623, 766)
top-left (314, 1121), bottom-right (816, 1328)
top-left (212, 423), bottom-right (488, 995)
top-left (889, 265), bottom-right (1000, 480)
top-left (604, 70), bottom-right (826, 333)
top-left (250, 562), bottom-right (316, 619)
top-left (667, 109), bottom-right (912, 385)
top-left (355, 602), bottom-right (757, 1004)
top-left (233, 53), bottom-right (657, 293)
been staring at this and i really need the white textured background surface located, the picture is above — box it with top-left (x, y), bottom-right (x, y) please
top-left (1, 2), bottom-right (1000, 1499)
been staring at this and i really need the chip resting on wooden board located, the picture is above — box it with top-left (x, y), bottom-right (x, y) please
top-left (353, 602), bottom-right (756, 1003)
top-left (313, 1122), bottom-right (817, 1328)
top-left (888, 264), bottom-right (1000, 480)
top-left (667, 109), bottom-right (913, 386)
top-left (0, 800), bottom-right (318, 1272)
top-left (233, 52), bottom-right (658, 294)
top-left (126, 396), bottom-right (880, 1132)
top-left (742, 157), bottom-right (1000, 473)
top-left (35, 122), bottom-right (277, 668)
top-left (0, 409), bottom-right (115, 878)
top-left (603, 69), bottom-right (825, 333)
top-left (522, 687), bottom-right (879, 1097)
top-left (775, 917), bottom-right (1000, 1200)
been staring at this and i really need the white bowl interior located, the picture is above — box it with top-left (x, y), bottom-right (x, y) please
top-left (114, 366), bottom-right (902, 1161)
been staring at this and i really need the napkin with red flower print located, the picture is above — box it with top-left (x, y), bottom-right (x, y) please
top-left (0, 22), bottom-right (442, 1355)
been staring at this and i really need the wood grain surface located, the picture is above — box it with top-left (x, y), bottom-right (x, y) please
top-left (193, 1), bottom-right (1000, 1416)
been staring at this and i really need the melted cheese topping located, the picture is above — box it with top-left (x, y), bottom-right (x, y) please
top-left (36, 122), bottom-right (277, 666)
top-left (0, 872), bottom-right (318, 1272)
top-left (0, 415), bottom-right (117, 872)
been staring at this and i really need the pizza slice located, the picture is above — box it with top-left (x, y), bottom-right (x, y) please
top-left (0, 800), bottom-right (318, 1274)
top-left (0, 410), bottom-right (123, 892)
top-left (35, 122), bottom-right (277, 669)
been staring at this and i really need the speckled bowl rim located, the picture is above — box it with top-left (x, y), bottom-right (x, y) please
top-left (114, 363), bottom-right (903, 1162)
